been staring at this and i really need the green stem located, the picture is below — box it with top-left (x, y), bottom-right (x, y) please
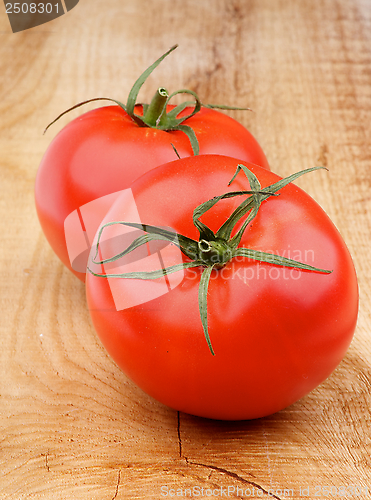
top-left (143, 87), bottom-right (169, 126)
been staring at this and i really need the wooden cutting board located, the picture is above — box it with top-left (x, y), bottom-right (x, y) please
top-left (1, 0), bottom-right (370, 498)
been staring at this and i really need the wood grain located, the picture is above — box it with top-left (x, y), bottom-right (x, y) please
top-left (1, 0), bottom-right (371, 498)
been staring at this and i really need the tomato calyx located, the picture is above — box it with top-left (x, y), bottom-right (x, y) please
top-left (87, 164), bottom-right (332, 355)
top-left (197, 238), bottom-right (233, 268)
top-left (43, 45), bottom-right (250, 155)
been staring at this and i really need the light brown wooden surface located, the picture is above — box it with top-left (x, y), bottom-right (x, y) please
top-left (1, 1), bottom-right (371, 498)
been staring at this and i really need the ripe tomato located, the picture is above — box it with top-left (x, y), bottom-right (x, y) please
top-left (85, 155), bottom-right (358, 420)
top-left (35, 46), bottom-right (269, 281)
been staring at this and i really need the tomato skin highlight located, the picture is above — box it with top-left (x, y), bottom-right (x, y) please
top-left (35, 105), bottom-right (269, 281)
top-left (85, 155), bottom-right (358, 420)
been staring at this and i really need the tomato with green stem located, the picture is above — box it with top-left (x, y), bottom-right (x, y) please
top-left (35, 45), bottom-right (269, 281)
top-left (86, 155), bottom-right (358, 420)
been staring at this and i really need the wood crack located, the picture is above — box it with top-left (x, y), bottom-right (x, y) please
top-left (192, 461), bottom-right (282, 500)
top-left (176, 412), bottom-right (280, 498)
top-left (183, 459), bottom-right (282, 500)
top-left (41, 451), bottom-right (50, 472)
top-left (177, 411), bottom-right (182, 459)
top-left (111, 469), bottom-right (121, 500)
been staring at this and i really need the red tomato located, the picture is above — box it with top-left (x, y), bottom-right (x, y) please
top-left (35, 104), bottom-right (269, 281)
top-left (85, 155), bottom-right (358, 420)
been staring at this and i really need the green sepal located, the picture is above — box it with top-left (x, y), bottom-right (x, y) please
top-left (192, 188), bottom-right (272, 242)
top-left (170, 143), bottom-right (182, 159)
top-left (92, 221), bottom-right (199, 264)
top-left (43, 97), bottom-right (127, 135)
top-left (126, 45), bottom-right (178, 118)
top-left (218, 164), bottom-right (265, 244)
top-left (88, 260), bottom-right (201, 281)
top-left (263, 166), bottom-right (327, 195)
top-left (198, 265), bottom-right (216, 355)
top-left (159, 89), bottom-right (202, 127)
top-left (228, 163), bottom-right (261, 190)
top-left (161, 100), bottom-right (195, 124)
top-left (92, 231), bottom-right (174, 266)
top-left (176, 124), bottom-right (200, 156)
top-left (217, 165), bottom-right (326, 246)
top-left (233, 247), bottom-right (332, 274)
top-left (203, 103), bottom-right (252, 111)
